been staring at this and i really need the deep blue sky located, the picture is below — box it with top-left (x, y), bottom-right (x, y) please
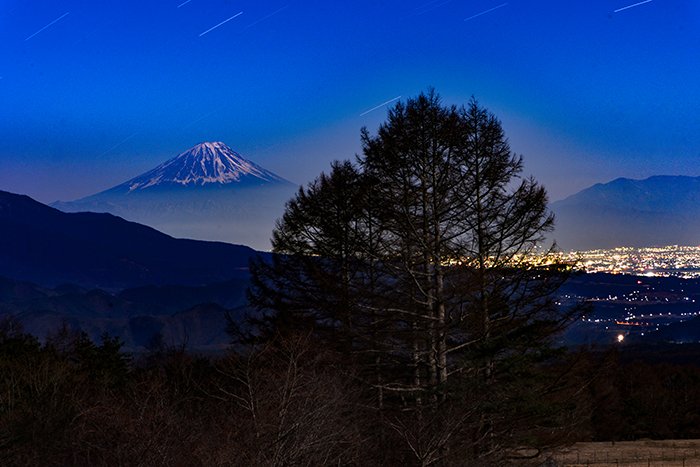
top-left (1, 0), bottom-right (699, 203)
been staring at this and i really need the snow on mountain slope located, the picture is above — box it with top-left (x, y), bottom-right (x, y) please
top-left (114, 141), bottom-right (289, 192)
top-left (51, 142), bottom-right (297, 250)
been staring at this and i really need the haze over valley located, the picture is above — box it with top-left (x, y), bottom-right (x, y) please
top-left (52, 141), bottom-right (296, 251)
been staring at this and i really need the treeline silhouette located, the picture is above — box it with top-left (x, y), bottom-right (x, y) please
top-left (588, 344), bottom-right (700, 442)
top-left (4, 319), bottom-right (700, 465)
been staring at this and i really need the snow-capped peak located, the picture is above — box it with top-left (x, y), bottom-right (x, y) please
top-left (121, 142), bottom-right (288, 192)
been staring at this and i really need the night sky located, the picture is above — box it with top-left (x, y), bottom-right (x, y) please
top-left (1, 0), bottom-right (699, 203)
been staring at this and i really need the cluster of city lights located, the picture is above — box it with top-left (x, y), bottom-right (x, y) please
top-left (554, 245), bottom-right (700, 278)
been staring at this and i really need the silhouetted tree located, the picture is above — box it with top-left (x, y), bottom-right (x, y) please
top-left (249, 90), bottom-right (581, 463)
top-left (249, 160), bottom-right (371, 342)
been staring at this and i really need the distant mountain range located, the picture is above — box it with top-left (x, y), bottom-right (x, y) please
top-left (0, 189), bottom-right (260, 289)
top-left (52, 142), bottom-right (297, 251)
top-left (0, 275), bottom-right (250, 351)
top-left (6, 172), bottom-right (700, 349)
top-left (551, 175), bottom-right (700, 251)
top-left (0, 189), bottom-right (270, 350)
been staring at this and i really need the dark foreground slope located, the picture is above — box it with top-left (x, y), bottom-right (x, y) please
top-left (0, 190), bottom-right (258, 289)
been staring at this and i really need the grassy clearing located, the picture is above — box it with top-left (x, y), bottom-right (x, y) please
top-left (545, 439), bottom-right (700, 466)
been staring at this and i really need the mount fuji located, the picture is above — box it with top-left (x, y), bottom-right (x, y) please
top-left (103, 141), bottom-right (288, 192)
top-left (52, 142), bottom-right (297, 250)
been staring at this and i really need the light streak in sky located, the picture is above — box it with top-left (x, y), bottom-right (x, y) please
top-left (177, 0), bottom-right (193, 8)
top-left (360, 96), bottom-right (402, 116)
top-left (244, 6), bottom-right (288, 30)
top-left (614, 0), bottom-right (653, 13)
top-left (464, 3), bottom-right (508, 22)
top-left (181, 109), bottom-right (218, 130)
top-left (399, 0), bottom-right (454, 20)
top-left (25, 12), bottom-right (70, 41)
top-left (97, 132), bottom-right (139, 158)
top-left (199, 12), bottom-right (243, 37)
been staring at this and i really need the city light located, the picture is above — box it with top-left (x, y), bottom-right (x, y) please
top-left (548, 245), bottom-right (700, 278)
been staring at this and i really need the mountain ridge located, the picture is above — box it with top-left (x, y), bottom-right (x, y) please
top-left (551, 175), bottom-right (700, 251)
top-left (93, 141), bottom-right (291, 195)
top-left (0, 189), bottom-right (259, 289)
top-left (51, 142), bottom-right (297, 250)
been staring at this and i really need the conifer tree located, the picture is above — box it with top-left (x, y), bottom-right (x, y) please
top-left (249, 90), bottom-right (580, 462)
